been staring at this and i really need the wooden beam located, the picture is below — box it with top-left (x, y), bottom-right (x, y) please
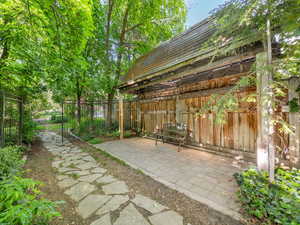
top-left (288, 77), bottom-right (300, 167)
top-left (121, 53), bottom-right (258, 92)
top-left (119, 96), bottom-right (124, 139)
top-left (256, 52), bottom-right (275, 173)
top-left (121, 38), bottom-right (262, 87)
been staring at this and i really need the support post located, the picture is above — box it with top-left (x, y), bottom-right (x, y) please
top-left (137, 101), bottom-right (142, 134)
top-left (288, 77), bottom-right (300, 167)
top-left (119, 96), bottom-right (124, 139)
top-left (256, 52), bottom-right (275, 178)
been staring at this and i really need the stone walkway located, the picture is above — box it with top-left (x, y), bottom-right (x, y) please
top-left (39, 132), bottom-right (189, 225)
top-left (95, 138), bottom-right (250, 221)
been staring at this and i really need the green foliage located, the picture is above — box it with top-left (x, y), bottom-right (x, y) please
top-left (50, 114), bottom-right (68, 123)
top-left (0, 146), bottom-right (24, 179)
top-left (22, 114), bottom-right (38, 144)
top-left (88, 137), bottom-right (103, 145)
top-left (0, 176), bottom-right (61, 225)
top-left (288, 98), bottom-right (300, 113)
top-left (36, 123), bottom-right (61, 132)
top-left (234, 168), bottom-right (300, 225)
top-left (198, 75), bottom-right (255, 124)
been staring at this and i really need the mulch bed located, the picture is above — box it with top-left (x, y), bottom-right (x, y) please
top-left (24, 139), bottom-right (88, 225)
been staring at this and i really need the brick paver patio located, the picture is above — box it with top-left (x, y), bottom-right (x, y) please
top-left (95, 137), bottom-right (251, 221)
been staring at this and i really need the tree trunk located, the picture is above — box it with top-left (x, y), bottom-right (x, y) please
top-left (107, 93), bottom-right (114, 128)
top-left (76, 79), bottom-right (82, 125)
top-left (90, 102), bottom-right (94, 122)
top-left (77, 93), bottom-right (81, 125)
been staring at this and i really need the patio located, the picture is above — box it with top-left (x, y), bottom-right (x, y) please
top-left (94, 137), bottom-right (253, 221)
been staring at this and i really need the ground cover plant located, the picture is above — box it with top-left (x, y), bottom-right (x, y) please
top-left (0, 146), bottom-right (61, 225)
top-left (234, 168), bottom-right (300, 225)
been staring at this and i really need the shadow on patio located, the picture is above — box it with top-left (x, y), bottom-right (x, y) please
top-left (94, 137), bottom-right (253, 221)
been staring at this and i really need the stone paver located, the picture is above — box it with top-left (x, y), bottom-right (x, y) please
top-left (102, 181), bottom-right (129, 195)
top-left (57, 178), bottom-right (78, 188)
top-left (91, 214), bottom-right (111, 225)
top-left (77, 194), bottom-right (112, 219)
top-left (66, 170), bottom-right (91, 176)
top-left (76, 162), bottom-right (98, 170)
top-left (114, 203), bottom-right (151, 225)
top-left (96, 195), bottom-right (129, 215)
top-left (95, 138), bottom-right (246, 220)
top-left (149, 211), bottom-right (183, 225)
top-left (56, 175), bottom-right (69, 181)
top-left (39, 132), bottom-right (191, 225)
top-left (96, 175), bottom-right (117, 184)
top-left (65, 182), bottom-right (96, 201)
top-left (91, 167), bottom-right (107, 174)
top-left (132, 194), bottom-right (168, 214)
top-left (78, 174), bottom-right (103, 183)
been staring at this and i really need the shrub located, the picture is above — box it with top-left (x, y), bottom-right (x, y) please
top-left (0, 176), bottom-right (61, 225)
top-left (234, 168), bottom-right (300, 225)
top-left (23, 116), bottom-right (38, 144)
top-left (50, 114), bottom-right (67, 123)
top-left (0, 146), bottom-right (24, 179)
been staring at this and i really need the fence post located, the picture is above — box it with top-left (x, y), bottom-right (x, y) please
top-left (256, 52), bottom-right (275, 178)
top-left (288, 77), bottom-right (300, 167)
top-left (18, 97), bottom-right (24, 145)
top-left (119, 96), bottom-right (124, 139)
top-left (0, 92), bottom-right (5, 147)
top-left (61, 101), bottom-right (64, 144)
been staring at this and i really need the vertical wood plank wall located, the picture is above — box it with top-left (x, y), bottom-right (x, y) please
top-left (135, 91), bottom-right (288, 154)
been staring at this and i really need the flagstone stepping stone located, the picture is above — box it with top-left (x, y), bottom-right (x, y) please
top-left (81, 155), bottom-right (96, 162)
top-left (149, 211), bottom-right (183, 225)
top-left (96, 195), bottom-right (129, 215)
top-left (76, 162), bottom-right (98, 170)
top-left (102, 181), bottom-right (129, 195)
top-left (131, 194), bottom-right (168, 214)
top-left (57, 167), bottom-right (78, 173)
top-left (114, 203), bottom-right (150, 225)
top-left (56, 175), bottom-right (69, 181)
top-left (58, 178), bottom-right (78, 188)
top-left (66, 170), bottom-right (90, 176)
top-left (52, 160), bottom-right (64, 168)
top-left (78, 174), bottom-right (103, 183)
top-left (77, 194), bottom-right (112, 219)
top-left (91, 167), bottom-right (107, 174)
top-left (65, 182), bottom-right (96, 201)
top-left (96, 175), bottom-right (117, 184)
top-left (90, 214), bottom-right (111, 225)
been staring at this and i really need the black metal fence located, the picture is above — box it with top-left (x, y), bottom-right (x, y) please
top-left (62, 99), bottom-right (138, 138)
top-left (0, 91), bottom-right (24, 147)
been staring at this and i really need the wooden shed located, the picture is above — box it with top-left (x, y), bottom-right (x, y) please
top-left (119, 18), bottom-right (299, 166)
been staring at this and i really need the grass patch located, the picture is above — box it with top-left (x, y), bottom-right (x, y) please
top-left (88, 137), bottom-right (103, 145)
top-left (36, 123), bottom-right (71, 132)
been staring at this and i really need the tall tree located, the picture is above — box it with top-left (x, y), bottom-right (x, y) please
top-left (202, 0), bottom-right (300, 180)
top-left (89, 0), bottom-right (186, 126)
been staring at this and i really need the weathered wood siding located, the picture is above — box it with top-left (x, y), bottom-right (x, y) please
top-left (136, 86), bottom-right (288, 155)
top-left (184, 90), bottom-right (257, 153)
